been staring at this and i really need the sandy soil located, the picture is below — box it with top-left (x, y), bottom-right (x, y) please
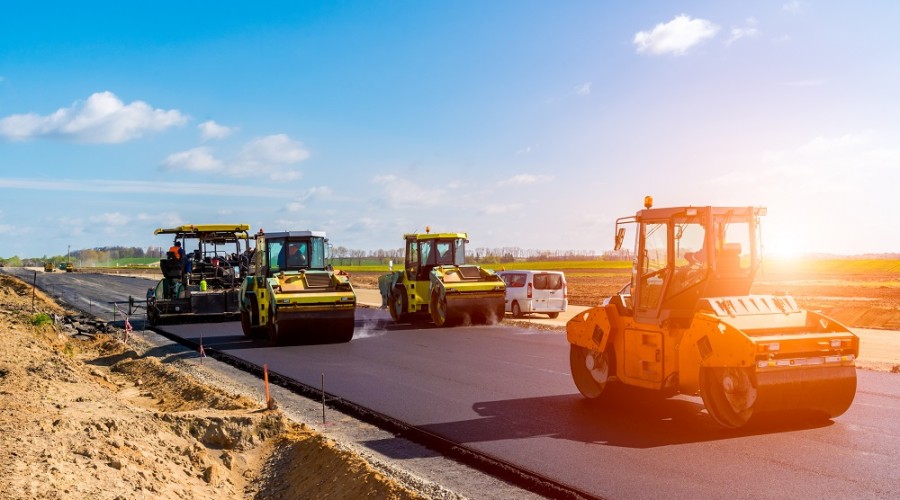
top-left (0, 274), bottom-right (423, 499)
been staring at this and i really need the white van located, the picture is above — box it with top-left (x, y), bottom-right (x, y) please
top-left (497, 270), bottom-right (567, 318)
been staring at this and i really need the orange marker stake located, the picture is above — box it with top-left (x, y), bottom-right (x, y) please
top-left (263, 364), bottom-right (272, 410)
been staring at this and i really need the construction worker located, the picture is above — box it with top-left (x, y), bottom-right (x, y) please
top-left (168, 241), bottom-right (183, 260)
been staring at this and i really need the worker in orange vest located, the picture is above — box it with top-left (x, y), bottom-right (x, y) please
top-left (168, 241), bottom-right (183, 260)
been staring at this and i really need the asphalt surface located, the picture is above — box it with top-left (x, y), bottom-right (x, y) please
top-left (7, 268), bottom-right (900, 499)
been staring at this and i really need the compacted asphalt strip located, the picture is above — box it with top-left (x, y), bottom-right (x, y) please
top-left (6, 269), bottom-right (900, 499)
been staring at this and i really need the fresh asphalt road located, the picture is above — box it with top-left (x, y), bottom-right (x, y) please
top-left (6, 269), bottom-right (899, 499)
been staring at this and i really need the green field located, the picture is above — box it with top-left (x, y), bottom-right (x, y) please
top-left (82, 257), bottom-right (159, 268)
top-left (336, 258), bottom-right (900, 275)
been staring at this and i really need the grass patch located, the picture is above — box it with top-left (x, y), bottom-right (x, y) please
top-left (31, 313), bottom-right (53, 327)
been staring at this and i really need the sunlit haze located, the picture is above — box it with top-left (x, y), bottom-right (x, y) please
top-left (1, 2), bottom-right (898, 258)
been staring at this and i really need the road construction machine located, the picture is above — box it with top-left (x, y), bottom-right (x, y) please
top-left (379, 229), bottom-right (506, 327)
top-left (43, 262), bottom-right (54, 272)
top-left (567, 197), bottom-right (859, 429)
top-left (146, 224), bottom-right (252, 325)
top-left (239, 230), bottom-right (355, 344)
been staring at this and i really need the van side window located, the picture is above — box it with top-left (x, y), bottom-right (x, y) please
top-left (534, 273), bottom-right (563, 290)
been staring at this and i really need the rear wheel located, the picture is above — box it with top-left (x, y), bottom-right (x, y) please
top-left (431, 290), bottom-right (451, 327)
top-left (240, 310), bottom-right (253, 337)
top-left (570, 344), bottom-right (612, 399)
top-left (268, 309), bottom-right (281, 345)
top-left (700, 367), bottom-right (757, 429)
top-left (147, 305), bottom-right (160, 327)
top-left (388, 286), bottom-right (408, 323)
top-left (547, 312), bottom-right (560, 319)
top-left (494, 304), bottom-right (505, 324)
top-left (511, 301), bottom-right (522, 318)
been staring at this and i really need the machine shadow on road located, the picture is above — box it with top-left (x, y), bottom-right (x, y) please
top-left (415, 388), bottom-right (835, 450)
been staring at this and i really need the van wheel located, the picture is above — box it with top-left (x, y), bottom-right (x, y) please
top-left (511, 301), bottom-right (523, 318)
top-left (547, 312), bottom-right (559, 319)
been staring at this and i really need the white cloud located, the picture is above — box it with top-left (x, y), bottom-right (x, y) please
top-left (782, 79), bottom-right (826, 87)
top-left (479, 204), bottom-right (523, 215)
top-left (0, 91), bottom-right (187, 143)
top-left (371, 174), bottom-right (446, 208)
top-left (0, 177), bottom-right (295, 198)
top-left (240, 134), bottom-right (309, 164)
top-left (162, 133), bottom-right (310, 181)
top-left (706, 131), bottom-right (900, 254)
top-left (497, 174), bottom-right (553, 186)
top-left (286, 186), bottom-right (333, 212)
top-left (88, 212), bottom-right (130, 226)
top-left (199, 120), bottom-right (236, 140)
top-left (634, 14), bottom-right (720, 56)
top-left (516, 146), bottom-right (533, 155)
top-left (726, 18), bottom-right (759, 46)
top-left (137, 212), bottom-right (183, 228)
top-left (162, 147), bottom-right (222, 172)
top-left (575, 82), bottom-right (592, 96)
top-left (783, 1), bottom-right (803, 14)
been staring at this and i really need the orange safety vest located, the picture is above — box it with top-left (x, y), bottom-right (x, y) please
top-left (169, 245), bottom-right (181, 259)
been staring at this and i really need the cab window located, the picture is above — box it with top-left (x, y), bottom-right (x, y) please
top-left (637, 222), bottom-right (669, 310)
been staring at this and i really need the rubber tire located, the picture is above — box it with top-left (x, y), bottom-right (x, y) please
top-left (547, 312), bottom-right (560, 319)
top-left (240, 310), bottom-right (254, 337)
top-left (570, 344), bottom-right (611, 399)
top-left (494, 304), bottom-right (505, 324)
top-left (268, 310), bottom-right (281, 345)
top-left (700, 367), bottom-right (756, 429)
top-left (388, 286), bottom-right (408, 323)
top-left (511, 301), bottom-right (523, 318)
top-left (431, 290), bottom-right (451, 327)
top-left (147, 303), bottom-right (160, 327)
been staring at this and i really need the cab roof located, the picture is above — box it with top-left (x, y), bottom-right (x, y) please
top-left (403, 232), bottom-right (468, 241)
top-left (634, 206), bottom-right (766, 221)
top-left (154, 224), bottom-right (250, 239)
top-left (262, 230), bottom-right (327, 239)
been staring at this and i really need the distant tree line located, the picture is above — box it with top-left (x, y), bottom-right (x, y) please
top-left (326, 246), bottom-right (627, 266)
top-left (0, 245), bottom-right (635, 268)
top-left (0, 246), bottom-right (163, 268)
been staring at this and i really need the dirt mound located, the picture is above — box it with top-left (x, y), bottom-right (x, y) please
top-left (256, 429), bottom-right (421, 499)
top-left (0, 273), bottom-right (425, 499)
top-left (112, 357), bottom-right (257, 412)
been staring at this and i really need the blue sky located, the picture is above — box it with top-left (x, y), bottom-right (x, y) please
top-left (1, 1), bottom-right (898, 258)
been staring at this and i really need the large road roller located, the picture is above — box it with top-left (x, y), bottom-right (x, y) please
top-left (379, 229), bottom-right (506, 327)
top-left (567, 197), bottom-right (858, 428)
top-left (239, 230), bottom-right (356, 344)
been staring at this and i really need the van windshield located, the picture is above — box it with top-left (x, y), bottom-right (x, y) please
top-left (502, 273), bottom-right (527, 287)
